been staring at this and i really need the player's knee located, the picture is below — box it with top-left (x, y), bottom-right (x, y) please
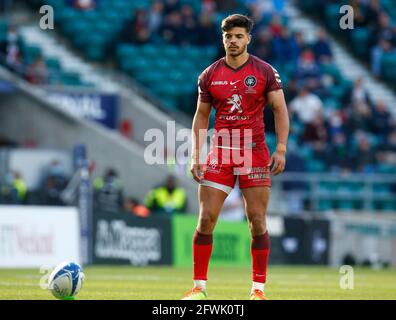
top-left (247, 215), bottom-right (267, 235)
top-left (198, 211), bottom-right (217, 233)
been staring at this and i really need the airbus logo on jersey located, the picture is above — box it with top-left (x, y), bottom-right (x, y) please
top-left (211, 80), bottom-right (228, 86)
top-left (227, 94), bottom-right (243, 113)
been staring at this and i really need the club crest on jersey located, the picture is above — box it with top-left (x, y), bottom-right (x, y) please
top-left (227, 94), bottom-right (243, 113)
top-left (244, 75), bottom-right (257, 93)
top-left (244, 75), bottom-right (257, 87)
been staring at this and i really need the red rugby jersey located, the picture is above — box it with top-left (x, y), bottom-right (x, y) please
top-left (198, 54), bottom-right (282, 150)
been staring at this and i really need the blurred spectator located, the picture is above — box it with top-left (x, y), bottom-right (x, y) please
top-left (377, 130), bottom-right (396, 166)
top-left (124, 197), bottom-right (151, 218)
top-left (148, 1), bottom-right (164, 37)
top-left (372, 100), bottom-right (393, 138)
top-left (268, 14), bottom-right (283, 37)
top-left (283, 141), bottom-right (306, 213)
top-left (180, 4), bottom-right (199, 42)
top-left (371, 39), bottom-right (394, 77)
top-left (295, 49), bottom-right (322, 91)
top-left (251, 29), bottom-right (273, 62)
top-left (120, 9), bottom-right (151, 45)
top-left (328, 110), bottom-right (347, 140)
top-left (352, 135), bottom-right (377, 173)
top-left (25, 56), bottom-right (49, 85)
top-left (326, 132), bottom-right (350, 170)
top-left (289, 86), bottom-right (323, 124)
top-left (93, 168), bottom-right (123, 213)
top-left (145, 175), bottom-right (187, 215)
top-left (272, 27), bottom-right (300, 64)
top-left (66, 0), bottom-right (97, 10)
top-left (214, 0), bottom-right (239, 12)
top-left (345, 77), bottom-right (371, 106)
top-left (312, 28), bottom-right (333, 62)
top-left (220, 187), bottom-right (245, 221)
top-left (40, 160), bottom-right (69, 205)
top-left (196, 14), bottom-right (219, 46)
top-left (0, 0), bottom-right (13, 15)
top-left (160, 11), bottom-right (185, 45)
top-left (0, 171), bottom-right (26, 204)
top-left (163, 0), bottom-right (181, 15)
top-left (301, 112), bottom-right (328, 157)
top-left (347, 101), bottom-right (372, 132)
top-left (1, 25), bottom-right (23, 73)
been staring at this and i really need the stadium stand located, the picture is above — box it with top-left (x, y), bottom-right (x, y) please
top-left (0, 0), bottom-right (395, 212)
top-left (297, 0), bottom-right (396, 90)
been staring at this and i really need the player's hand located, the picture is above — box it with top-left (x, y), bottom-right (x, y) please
top-left (190, 159), bottom-right (207, 183)
top-left (270, 150), bottom-right (286, 176)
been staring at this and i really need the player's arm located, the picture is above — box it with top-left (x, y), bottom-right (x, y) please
top-left (267, 89), bottom-right (290, 175)
top-left (191, 100), bottom-right (211, 182)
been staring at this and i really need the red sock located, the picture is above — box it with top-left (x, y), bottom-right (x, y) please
top-left (251, 231), bottom-right (270, 283)
top-left (193, 230), bottom-right (213, 281)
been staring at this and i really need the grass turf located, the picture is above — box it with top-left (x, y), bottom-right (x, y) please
top-left (0, 265), bottom-right (395, 300)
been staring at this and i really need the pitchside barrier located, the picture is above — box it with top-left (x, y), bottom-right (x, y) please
top-left (92, 210), bottom-right (172, 266)
top-left (91, 210), bottom-right (332, 266)
top-left (0, 206), bottom-right (81, 268)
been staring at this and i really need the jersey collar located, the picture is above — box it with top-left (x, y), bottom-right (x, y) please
top-left (223, 54), bottom-right (252, 72)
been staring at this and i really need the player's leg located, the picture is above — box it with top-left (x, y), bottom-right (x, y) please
top-left (241, 186), bottom-right (271, 300)
top-left (182, 184), bottom-right (229, 300)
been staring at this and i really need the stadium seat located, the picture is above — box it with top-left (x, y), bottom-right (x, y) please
top-left (351, 28), bottom-right (370, 57)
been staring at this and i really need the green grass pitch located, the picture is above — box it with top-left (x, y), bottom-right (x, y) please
top-left (0, 265), bottom-right (395, 300)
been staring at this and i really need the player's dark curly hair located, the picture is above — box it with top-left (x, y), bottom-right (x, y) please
top-left (221, 14), bottom-right (254, 34)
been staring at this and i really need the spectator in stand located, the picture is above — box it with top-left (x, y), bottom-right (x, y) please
top-left (295, 49), bottom-right (322, 92)
top-left (145, 175), bottom-right (186, 215)
top-left (289, 86), bottom-right (323, 124)
top-left (272, 27), bottom-right (300, 64)
top-left (67, 0), bottom-right (97, 10)
top-left (180, 4), bottom-right (199, 43)
top-left (345, 77), bottom-right (371, 107)
top-left (120, 9), bottom-right (151, 45)
top-left (1, 26), bottom-right (23, 74)
top-left (124, 197), bottom-right (151, 218)
top-left (372, 100), bottom-right (393, 138)
top-left (214, 0), bottom-right (239, 13)
top-left (196, 14), bottom-right (219, 46)
top-left (25, 56), bottom-right (49, 85)
top-left (40, 160), bottom-right (69, 205)
top-left (268, 14), bottom-right (283, 37)
top-left (301, 112), bottom-right (328, 159)
top-left (347, 101), bottom-right (372, 133)
top-left (376, 130), bottom-right (396, 168)
top-left (251, 29), bottom-right (273, 62)
top-left (160, 11), bottom-right (185, 45)
top-left (371, 13), bottom-right (396, 76)
top-left (163, 0), bottom-right (181, 15)
top-left (326, 132), bottom-right (351, 171)
top-left (352, 135), bottom-right (377, 173)
top-left (93, 168), bottom-right (124, 213)
top-left (365, 0), bottom-right (382, 29)
top-left (148, 1), bottom-right (164, 39)
top-left (312, 28), bottom-right (333, 63)
top-left (0, 171), bottom-right (26, 204)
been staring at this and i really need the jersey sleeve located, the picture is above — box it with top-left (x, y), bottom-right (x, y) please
top-left (198, 69), bottom-right (212, 103)
top-left (265, 64), bottom-right (283, 92)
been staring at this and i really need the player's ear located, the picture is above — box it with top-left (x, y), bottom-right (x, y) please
top-left (247, 34), bottom-right (251, 45)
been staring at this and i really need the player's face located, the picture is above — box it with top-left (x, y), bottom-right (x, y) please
top-left (222, 27), bottom-right (251, 57)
